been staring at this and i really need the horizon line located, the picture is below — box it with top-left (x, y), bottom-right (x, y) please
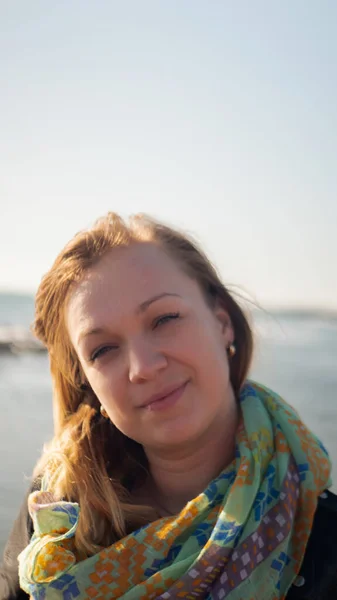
top-left (0, 288), bottom-right (336, 317)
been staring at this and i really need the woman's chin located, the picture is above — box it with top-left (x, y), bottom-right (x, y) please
top-left (147, 418), bottom-right (204, 449)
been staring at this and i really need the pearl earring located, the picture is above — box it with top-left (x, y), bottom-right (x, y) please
top-left (100, 406), bottom-right (109, 418)
top-left (228, 343), bottom-right (236, 357)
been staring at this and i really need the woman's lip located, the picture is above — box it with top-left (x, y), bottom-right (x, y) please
top-left (143, 381), bottom-right (189, 412)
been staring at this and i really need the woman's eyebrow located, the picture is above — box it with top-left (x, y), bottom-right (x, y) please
top-left (137, 292), bottom-right (181, 314)
top-left (77, 327), bottom-right (105, 346)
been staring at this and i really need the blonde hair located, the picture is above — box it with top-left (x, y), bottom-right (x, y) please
top-left (33, 212), bottom-right (254, 556)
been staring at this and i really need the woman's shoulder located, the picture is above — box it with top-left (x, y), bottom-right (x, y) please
top-left (0, 477), bottom-right (42, 600)
top-left (287, 489), bottom-right (337, 599)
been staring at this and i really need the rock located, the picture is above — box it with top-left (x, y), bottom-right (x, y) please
top-left (0, 326), bottom-right (46, 354)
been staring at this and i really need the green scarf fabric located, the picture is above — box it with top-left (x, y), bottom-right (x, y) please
top-left (19, 381), bottom-right (331, 599)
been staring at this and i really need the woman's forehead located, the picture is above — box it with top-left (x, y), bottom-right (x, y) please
top-left (87, 243), bottom-right (187, 291)
top-left (66, 244), bottom-right (197, 332)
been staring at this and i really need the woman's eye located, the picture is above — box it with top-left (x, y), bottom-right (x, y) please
top-left (153, 313), bottom-right (180, 329)
top-left (90, 345), bottom-right (117, 362)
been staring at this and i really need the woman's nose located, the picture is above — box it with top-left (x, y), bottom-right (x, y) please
top-left (128, 339), bottom-right (167, 383)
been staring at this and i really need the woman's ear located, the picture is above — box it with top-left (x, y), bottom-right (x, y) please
top-left (214, 306), bottom-right (235, 346)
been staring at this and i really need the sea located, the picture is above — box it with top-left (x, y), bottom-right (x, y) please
top-left (0, 292), bottom-right (336, 554)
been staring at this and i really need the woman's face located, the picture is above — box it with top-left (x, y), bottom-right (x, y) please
top-left (66, 243), bottom-right (235, 451)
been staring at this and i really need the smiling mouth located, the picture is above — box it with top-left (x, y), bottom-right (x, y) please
top-left (142, 381), bottom-right (189, 412)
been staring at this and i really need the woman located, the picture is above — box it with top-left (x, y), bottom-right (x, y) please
top-left (1, 212), bottom-right (337, 600)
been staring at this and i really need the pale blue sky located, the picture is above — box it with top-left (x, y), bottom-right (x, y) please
top-left (1, 1), bottom-right (336, 309)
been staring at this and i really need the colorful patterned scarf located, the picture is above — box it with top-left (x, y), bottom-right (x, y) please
top-left (18, 381), bottom-right (331, 600)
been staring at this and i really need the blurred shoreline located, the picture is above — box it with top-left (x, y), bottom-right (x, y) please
top-left (1, 291), bottom-right (337, 354)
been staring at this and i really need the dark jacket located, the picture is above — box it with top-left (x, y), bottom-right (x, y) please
top-left (1, 485), bottom-right (337, 599)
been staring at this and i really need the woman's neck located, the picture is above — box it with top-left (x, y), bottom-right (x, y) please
top-left (144, 390), bottom-right (239, 515)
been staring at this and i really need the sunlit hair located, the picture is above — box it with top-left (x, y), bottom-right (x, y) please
top-left (33, 212), bottom-right (254, 556)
